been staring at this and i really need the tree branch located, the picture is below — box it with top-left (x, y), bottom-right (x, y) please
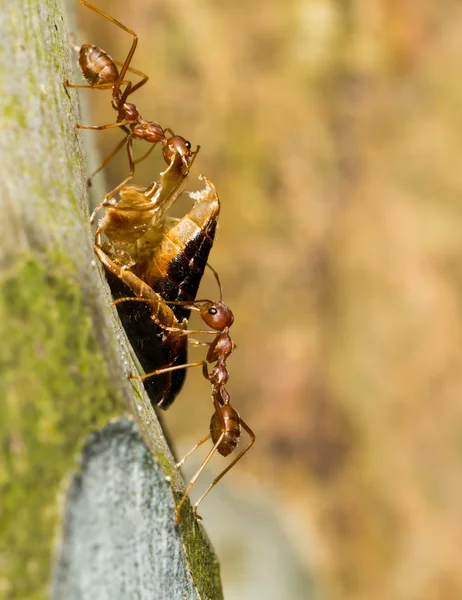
top-left (0, 1), bottom-right (223, 598)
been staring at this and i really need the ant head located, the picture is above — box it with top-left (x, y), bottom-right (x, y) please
top-left (199, 301), bottom-right (234, 330)
top-left (162, 136), bottom-right (199, 172)
top-left (163, 135), bottom-right (190, 161)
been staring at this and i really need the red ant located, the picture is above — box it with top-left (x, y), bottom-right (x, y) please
top-left (112, 267), bottom-right (255, 523)
top-left (65, 1), bottom-right (198, 201)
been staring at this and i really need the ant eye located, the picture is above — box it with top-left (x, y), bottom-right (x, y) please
top-left (208, 307), bottom-right (218, 315)
top-left (185, 140), bottom-right (191, 150)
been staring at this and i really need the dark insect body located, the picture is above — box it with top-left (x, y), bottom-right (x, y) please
top-left (94, 246), bottom-right (188, 408)
top-left (95, 177), bottom-right (220, 408)
top-left (65, 0), bottom-right (198, 201)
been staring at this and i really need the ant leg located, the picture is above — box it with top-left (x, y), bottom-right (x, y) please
top-left (117, 81), bottom-right (133, 110)
top-left (117, 68), bottom-right (147, 105)
top-left (111, 296), bottom-right (159, 307)
top-left (163, 300), bottom-right (202, 309)
top-left (87, 132), bottom-right (130, 188)
top-left (130, 360), bottom-right (209, 382)
top-left (80, 1), bottom-right (138, 99)
top-left (76, 120), bottom-right (131, 131)
top-left (205, 262), bottom-right (223, 301)
top-left (188, 338), bottom-right (212, 347)
top-left (90, 199), bottom-right (107, 224)
top-left (103, 136), bottom-right (135, 200)
top-left (94, 246), bottom-right (162, 302)
top-left (113, 61), bottom-right (149, 97)
top-left (133, 143), bottom-right (157, 167)
top-left (63, 79), bottom-right (131, 90)
top-left (175, 432), bottom-right (225, 525)
top-left (192, 418), bottom-right (256, 520)
top-left (126, 70), bottom-right (148, 96)
top-left (175, 434), bottom-right (211, 469)
top-left (162, 326), bottom-right (216, 335)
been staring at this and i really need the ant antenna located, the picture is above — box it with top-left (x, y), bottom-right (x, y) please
top-left (206, 262), bottom-right (223, 302)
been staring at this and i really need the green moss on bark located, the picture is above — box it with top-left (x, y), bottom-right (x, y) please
top-left (0, 258), bottom-right (123, 600)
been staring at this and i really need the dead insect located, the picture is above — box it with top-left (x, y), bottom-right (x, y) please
top-left (65, 0), bottom-right (198, 200)
top-left (95, 177), bottom-right (220, 408)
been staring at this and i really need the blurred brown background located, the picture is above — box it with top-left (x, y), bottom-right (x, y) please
top-left (75, 1), bottom-right (462, 598)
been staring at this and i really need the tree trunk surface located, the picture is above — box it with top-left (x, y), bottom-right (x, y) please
top-left (0, 1), bottom-right (223, 599)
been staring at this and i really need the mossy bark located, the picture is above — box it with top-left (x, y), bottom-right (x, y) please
top-left (0, 1), bottom-right (223, 599)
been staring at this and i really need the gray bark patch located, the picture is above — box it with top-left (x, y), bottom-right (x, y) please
top-left (52, 418), bottom-right (200, 600)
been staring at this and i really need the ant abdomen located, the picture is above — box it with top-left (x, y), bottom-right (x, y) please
top-left (79, 44), bottom-right (118, 86)
top-left (211, 404), bottom-right (240, 457)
